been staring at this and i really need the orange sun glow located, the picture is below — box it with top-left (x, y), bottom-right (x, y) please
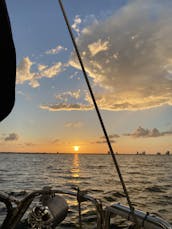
top-left (73, 146), bottom-right (80, 152)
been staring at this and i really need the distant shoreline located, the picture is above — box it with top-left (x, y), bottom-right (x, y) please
top-left (0, 152), bottom-right (171, 156)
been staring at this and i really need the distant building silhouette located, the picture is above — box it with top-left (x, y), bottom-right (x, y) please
top-left (165, 151), bottom-right (170, 155)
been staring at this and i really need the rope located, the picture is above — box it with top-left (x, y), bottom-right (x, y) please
top-left (58, 0), bottom-right (139, 228)
top-left (77, 188), bottom-right (83, 229)
top-left (78, 200), bottom-right (82, 229)
top-left (76, 187), bottom-right (104, 229)
top-left (142, 212), bottom-right (149, 228)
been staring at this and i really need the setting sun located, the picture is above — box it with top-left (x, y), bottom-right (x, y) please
top-left (73, 146), bottom-right (80, 152)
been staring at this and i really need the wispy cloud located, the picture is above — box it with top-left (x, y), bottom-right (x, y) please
top-left (17, 90), bottom-right (32, 100)
top-left (17, 57), bottom-right (34, 84)
top-left (45, 45), bottom-right (67, 55)
top-left (56, 90), bottom-right (81, 101)
top-left (52, 138), bottom-right (60, 144)
top-left (88, 39), bottom-right (109, 56)
top-left (95, 134), bottom-right (119, 144)
top-left (41, 62), bottom-right (63, 78)
top-left (125, 126), bottom-right (172, 138)
top-left (40, 103), bottom-right (93, 111)
top-left (64, 121), bottom-right (84, 128)
top-left (24, 142), bottom-right (35, 146)
top-left (17, 57), bottom-right (63, 87)
top-left (72, 15), bottom-right (82, 35)
top-left (100, 134), bottom-right (120, 139)
top-left (4, 133), bottom-right (19, 141)
top-left (40, 89), bottom-right (93, 111)
top-left (95, 139), bottom-right (116, 144)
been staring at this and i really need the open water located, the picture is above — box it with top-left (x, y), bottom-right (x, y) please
top-left (0, 153), bottom-right (172, 228)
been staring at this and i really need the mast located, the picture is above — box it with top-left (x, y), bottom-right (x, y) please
top-left (58, 0), bottom-right (139, 227)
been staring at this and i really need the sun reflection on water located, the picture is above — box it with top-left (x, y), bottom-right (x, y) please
top-left (71, 153), bottom-right (80, 178)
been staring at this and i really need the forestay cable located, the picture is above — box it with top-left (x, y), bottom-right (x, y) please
top-left (58, 0), bottom-right (139, 227)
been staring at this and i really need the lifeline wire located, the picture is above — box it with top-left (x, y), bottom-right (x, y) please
top-left (58, 0), bottom-right (139, 227)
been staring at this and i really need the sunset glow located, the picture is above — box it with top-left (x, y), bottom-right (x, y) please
top-left (0, 1), bottom-right (172, 155)
top-left (73, 146), bottom-right (80, 152)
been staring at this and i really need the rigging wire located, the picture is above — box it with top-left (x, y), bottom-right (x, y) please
top-left (58, 0), bottom-right (139, 227)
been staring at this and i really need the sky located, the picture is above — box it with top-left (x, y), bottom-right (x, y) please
top-left (1, 0), bottom-right (172, 154)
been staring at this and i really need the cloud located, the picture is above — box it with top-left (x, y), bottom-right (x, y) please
top-left (101, 134), bottom-right (120, 139)
top-left (69, 71), bottom-right (80, 79)
top-left (38, 64), bottom-right (48, 71)
top-left (95, 140), bottom-right (108, 144)
top-left (95, 133), bottom-right (119, 144)
top-left (17, 90), bottom-right (32, 100)
top-left (52, 138), bottom-right (60, 144)
top-left (72, 15), bottom-right (82, 34)
top-left (56, 90), bottom-right (81, 101)
top-left (41, 62), bottom-right (63, 78)
top-left (45, 45), bottom-right (67, 55)
top-left (69, 0), bottom-right (172, 110)
top-left (17, 57), bottom-right (34, 84)
top-left (24, 142), bottom-right (35, 146)
top-left (17, 57), bottom-right (63, 87)
top-left (40, 90), bottom-right (93, 111)
top-left (95, 139), bottom-right (116, 144)
top-left (64, 121), bottom-right (83, 128)
top-left (40, 103), bottom-right (93, 111)
top-left (29, 79), bottom-right (40, 88)
top-left (125, 126), bottom-right (172, 138)
top-left (88, 39), bottom-right (109, 56)
top-left (4, 133), bottom-right (19, 141)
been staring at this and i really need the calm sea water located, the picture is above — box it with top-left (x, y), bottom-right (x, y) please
top-left (0, 153), bottom-right (172, 228)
